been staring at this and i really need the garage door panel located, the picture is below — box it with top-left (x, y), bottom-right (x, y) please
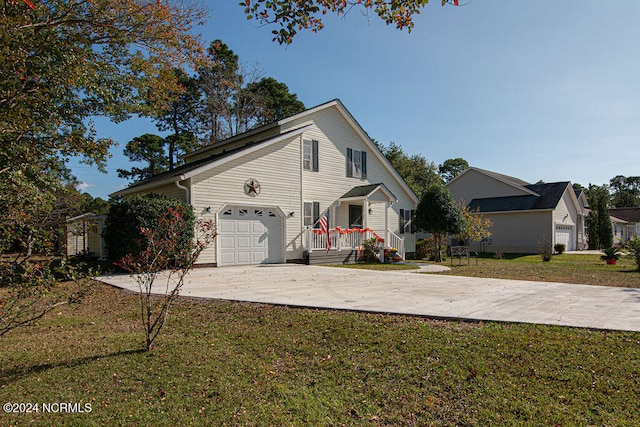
top-left (237, 222), bottom-right (251, 233)
top-left (218, 207), bottom-right (284, 266)
top-left (218, 236), bottom-right (236, 249)
top-left (237, 236), bottom-right (251, 248)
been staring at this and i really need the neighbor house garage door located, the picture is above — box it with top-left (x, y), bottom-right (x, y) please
top-left (218, 206), bottom-right (284, 266)
top-left (555, 224), bottom-right (574, 251)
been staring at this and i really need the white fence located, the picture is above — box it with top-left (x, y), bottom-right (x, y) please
top-left (304, 227), bottom-right (404, 259)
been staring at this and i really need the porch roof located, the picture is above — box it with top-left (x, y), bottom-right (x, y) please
top-left (339, 183), bottom-right (397, 203)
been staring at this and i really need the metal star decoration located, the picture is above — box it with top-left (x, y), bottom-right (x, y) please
top-left (244, 178), bottom-right (261, 197)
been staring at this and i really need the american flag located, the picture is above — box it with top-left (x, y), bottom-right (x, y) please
top-left (319, 211), bottom-right (331, 254)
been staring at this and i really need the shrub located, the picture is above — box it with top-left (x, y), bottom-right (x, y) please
top-left (362, 237), bottom-right (381, 263)
top-left (626, 237), bottom-right (640, 271)
top-left (538, 233), bottom-right (552, 262)
top-left (104, 194), bottom-right (195, 262)
top-left (416, 237), bottom-right (447, 261)
top-left (554, 243), bottom-right (566, 254)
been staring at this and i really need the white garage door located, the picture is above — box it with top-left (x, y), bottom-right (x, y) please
top-left (218, 206), bottom-right (284, 266)
top-left (555, 225), bottom-right (574, 251)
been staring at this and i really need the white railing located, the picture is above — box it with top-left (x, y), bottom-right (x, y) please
top-left (386, 229), bottom-right (405, 260)
top-left (304, 227), bottom-right (384, 252)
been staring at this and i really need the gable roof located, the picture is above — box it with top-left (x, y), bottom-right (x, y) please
top-left (111, 126), bottom-right (309, 197)
top-left (340, 183), bottom-right (397, 202)
top-left (609, 208), bottom-right (640, 223)
top-left (468, 182), bottom-right (572, 213)
top-left (447, 167), bottom-right (538, 196)
top-left (112, 100), bottom-right (419, 204)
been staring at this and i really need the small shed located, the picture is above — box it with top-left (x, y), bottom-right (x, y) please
top-left (66, 213), bottom-right (106, 259)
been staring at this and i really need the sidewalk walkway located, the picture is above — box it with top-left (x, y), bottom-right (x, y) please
top-left (99, 264), bottom-right (640, 332)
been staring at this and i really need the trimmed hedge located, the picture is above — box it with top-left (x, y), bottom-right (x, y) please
top-left (104, 194), bottom-right (195, 262)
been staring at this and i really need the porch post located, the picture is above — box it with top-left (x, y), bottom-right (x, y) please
top-left (384, 202), bottom-right (390, 249)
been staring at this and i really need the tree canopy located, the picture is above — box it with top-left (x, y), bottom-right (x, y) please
top-left (242, 0), bottom-right (457, 44)
top-left (609, 175), bottom-right (640, 208)
top-left (439, 158), bottom-right (469, 182)
top-left (375, 141), bottom-right (442, 199)
top-left (414, 184), bottom-right (464, 262)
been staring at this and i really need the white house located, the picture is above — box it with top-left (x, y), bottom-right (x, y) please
top-left (446, 167), bottom-right (588, 253)
top-left (111, 100), bottom-right (419, 265)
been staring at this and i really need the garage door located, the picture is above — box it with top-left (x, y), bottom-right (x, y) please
top-left (218, 206), bottom-right (284, 266)
top-left (555, 225), bottom-right (574, 251)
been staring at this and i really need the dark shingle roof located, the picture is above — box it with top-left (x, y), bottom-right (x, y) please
top-left (609, 208), bottom-right (640, 223)
top-left (340, 183), bottom-right (392, 199)
top-left (468, 182), bottom-right (570, 212)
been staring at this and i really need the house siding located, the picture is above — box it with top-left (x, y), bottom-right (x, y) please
top-left (190, 134), bottom-right (303, 264)
top-left (447, 169), bottom-right (532, 204)
top-left (474, 211), bottom-right (551, 253)
top-left (283, 105), bottom-right (416, 251)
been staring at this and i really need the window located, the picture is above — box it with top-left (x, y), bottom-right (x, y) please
top-left (303, 140), bottom-right (319, 171)
top-left (399, 209), bottom-right (414, 234)
top-left (304, 202), bottom-right (320, 227)
top-left (346, 148), bottom-right (367, 178)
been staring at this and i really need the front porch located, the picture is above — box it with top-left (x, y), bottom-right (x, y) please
top-left (302, 183), bottom-right (405, 264)
top-left (303, 226), bottom-right (405, 264)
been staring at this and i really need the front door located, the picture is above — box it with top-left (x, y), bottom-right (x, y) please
top-left (349, 204), bottom-right (363, 228)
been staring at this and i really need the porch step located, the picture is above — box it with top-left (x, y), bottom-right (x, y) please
top-left (305, 249), bottom-right (359, 265)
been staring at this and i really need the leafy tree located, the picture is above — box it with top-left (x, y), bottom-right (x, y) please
top-left (2, 0), bottom-right (206, 255)
top-left (414, 184), bottom-right (464, 262)
top-left (243, 0), bottom-right (458, 44)
top-left (118, 134), bottom-right (170, 182)
top-left (457, 203), bottom-right (492, 247)
top-left (439, 158), bottom-right (469, 182)
top-left (153, 69), bottom-right (202, 170)
top-left (199, 40), bottom-right (245, 144)
top-left (609, 175), bottom-right (640, 208)
top-left (244, 77), bottom-right (306, 126)
top-left (376, 141), bottom-right (442, 199)
top-left (586, 184), bottom-right (613, 249)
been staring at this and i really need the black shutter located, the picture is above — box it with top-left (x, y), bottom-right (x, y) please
top-left (410, 209), bottom-right (415, 234)
top-left (361, 151), bottom-right (367, 179)
top-left (346, 148), bottom-right (353, 177)
top-left (399, 208), bottom-right (405, 234)
top-left (312, 140), bottom-right (319, 172)
top-left (313, 202), bottom-right (320, 227)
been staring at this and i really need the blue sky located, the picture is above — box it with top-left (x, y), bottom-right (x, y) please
top-left (71, 1), bottom-right (640, 199)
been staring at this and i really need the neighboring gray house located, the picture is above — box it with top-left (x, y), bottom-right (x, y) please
top-left (111, 99), bottom-right (419, 265)
top-left (446, 167), bottom-right (588, 253)
top-left (610, 208), bottom-right (640, 245)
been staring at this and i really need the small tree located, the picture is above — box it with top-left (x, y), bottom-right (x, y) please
top-left (116, 207), bottom-right (215, 351)
top-left (414, 185), bottom-right (465, 262)
top-left (457, 202), bottom-right (492, 248)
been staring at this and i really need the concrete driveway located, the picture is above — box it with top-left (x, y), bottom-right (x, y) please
top-left (99, 264), bottom-right (640, 332)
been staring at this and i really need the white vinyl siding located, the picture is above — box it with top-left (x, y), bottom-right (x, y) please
top-left (280, 105), bottom-right (416, 252)
top-left (190, 135), bottom-right (303, 264)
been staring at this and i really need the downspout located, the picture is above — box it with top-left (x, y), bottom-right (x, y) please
top-left (175, 176), bottom-right (190, 204)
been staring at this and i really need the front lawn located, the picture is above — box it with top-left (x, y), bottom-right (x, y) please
top-left (1, 283), bottom-right (640, 426)
top-left (429, 253), bottom-right (640, 288)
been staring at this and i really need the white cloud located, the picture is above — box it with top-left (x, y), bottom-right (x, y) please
top-left (76, 182), bottom-right (95, 192)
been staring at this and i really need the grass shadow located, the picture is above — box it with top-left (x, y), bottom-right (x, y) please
top-left (0, 348), bottom-right (146, 385)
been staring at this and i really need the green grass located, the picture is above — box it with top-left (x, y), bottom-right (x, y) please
top-left (1, 283), bottom-right (640, 426)
top-left (429, 253), bottom-right (640, 288)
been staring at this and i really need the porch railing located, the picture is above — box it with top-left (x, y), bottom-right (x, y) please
top-left (304, 227), bottom-right (404, 260)
top-left (386, 230), bottom-right (405, 260)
